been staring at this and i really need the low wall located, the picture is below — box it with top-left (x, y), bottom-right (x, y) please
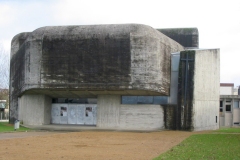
top-left (97, 95), bottom-right (164, 130)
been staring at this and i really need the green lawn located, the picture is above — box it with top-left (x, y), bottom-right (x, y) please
top-left (0, 122), bottom-right (30, 132)
top-left (154, 128), bottom-right (240, 160)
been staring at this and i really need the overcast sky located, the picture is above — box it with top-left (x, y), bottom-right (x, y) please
top-left (0, 0), bottom-right (239, 86)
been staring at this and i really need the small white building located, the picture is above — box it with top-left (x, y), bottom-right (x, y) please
top-left (220, 83), bottom-right (240, 126)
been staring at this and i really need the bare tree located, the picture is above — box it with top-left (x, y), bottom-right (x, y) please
top-left (0, 43), bottom-right (9, 89)
top-left (0, 43), bottom-right (9, 109)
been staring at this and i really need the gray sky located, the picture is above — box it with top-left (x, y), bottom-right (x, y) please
top-left (0, 0), bottom-right (239, 86)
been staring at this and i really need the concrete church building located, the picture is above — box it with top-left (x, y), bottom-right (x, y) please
top-left (10, 24), bottom-right (220, 131)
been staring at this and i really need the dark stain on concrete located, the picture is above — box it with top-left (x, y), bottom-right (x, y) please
top-left (41, 33), bottom-right (131, 88)
top-left (163, 104), bottom-right (176, 129)
top-left (176, 50), bottom-right (195, 130)
top-left (9, 43), bottom-right (26, 123)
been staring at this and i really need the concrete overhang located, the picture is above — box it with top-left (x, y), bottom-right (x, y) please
top-left (10, 24), bottom-right (184, 97)
top-left (22, 89), bottom-right (167, 98)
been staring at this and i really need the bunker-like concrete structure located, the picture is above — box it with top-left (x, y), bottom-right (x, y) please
top-left (10, 24), bottom-right (220, 131)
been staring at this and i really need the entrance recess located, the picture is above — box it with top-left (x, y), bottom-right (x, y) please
top-left (51, 104), bottom-right (97, 125)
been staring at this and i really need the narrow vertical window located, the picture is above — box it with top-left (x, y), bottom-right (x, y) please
top-left (226, 105), bottom-right (231, 112)
top-left (220, 100), bottom-right (223, 112)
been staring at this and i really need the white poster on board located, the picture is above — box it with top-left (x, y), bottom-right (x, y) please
top-left (85, 104), bottom-right (96, 125)
top-left (59, 104), bottom-right (68, 124)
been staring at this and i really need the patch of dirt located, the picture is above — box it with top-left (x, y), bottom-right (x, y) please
top-left (0, 130), bottom-right (210, 160)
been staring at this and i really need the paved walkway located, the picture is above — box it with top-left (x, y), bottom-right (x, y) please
top-left (0, 131), bottom-right (60, 140)
top-left (23, 124), bottom-right (164, 132)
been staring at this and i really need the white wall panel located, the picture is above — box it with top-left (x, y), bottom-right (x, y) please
top-left (220, 87), bottom-right (233, 95)
top-left (225, 113), bottom-right (232, 126)
top-left (68, 105), bottom-right (77, 124)
top-left (51, 104), bottom-right (60, 124)
top-left (193, 49), bottom-right (220, 131)
top-left (77, 104), bottom-right (85, 125)
top-left (233, 108), bottom-right (240, 123)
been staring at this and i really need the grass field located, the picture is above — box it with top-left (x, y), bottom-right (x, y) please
top-left (214, 127), bottom-right (240, 133)
top-left (0, 122), bottom-right (30, 132)
top-left (154, 128), bottom-right (240, 160)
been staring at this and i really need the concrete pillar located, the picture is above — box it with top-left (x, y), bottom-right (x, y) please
top-left (97, 95), bottom-right (120, 128)
top-left (193, 49), bottom-right (220, 131)
top-left (19, 94), bottom-right (51, 125)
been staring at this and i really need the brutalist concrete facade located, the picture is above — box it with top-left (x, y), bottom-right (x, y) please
top-left (176, 49), bottom-right (220, 130)
top-left (10, 24), bottom-right (220, 131)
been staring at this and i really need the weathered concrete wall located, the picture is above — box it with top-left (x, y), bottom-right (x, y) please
top-left (193, 49), bottom-right (220, 131)
top-left (97, 95), bottom-right (164, 130)
top-left (12, 24), bottom-right (183, 94)
top-left (97, 95), bottom-right (120, 128)
top-left (224, 113), bottom-right (232, 126)
top-left (10, 32), bottom-right (42, 123)
top-left (176, 49), bottom-right (220, 131)
top-left (177, 50), bottom-right (195, 130)
top-left (130, 27), bottom-right (183, 94)
top-left (157, 28), bottom-right (199, 48)
top-left (219, 116), bottom-right (224, 126)
top-left (19, 94), bottom-right (51, 125)
top-left (162, 53), bottom-right (180, 130)
top-left (10, 33), bottom-right (30, 123)
top-left (162, 104), bottom-right (176, 129)
top-left (233, 108), bottom-right (240, 124)
top-left (119, 104), bottom-right (164, 129)
top-left (10, 24), bottom-right (184, 122)
top-left (43, 96), bottom-right (52, 124)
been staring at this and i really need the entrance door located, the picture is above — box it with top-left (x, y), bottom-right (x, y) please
top-left (84, 104), bottom-right (97, 125)
top-left (51, 104), bottom-right (60, 124)
top-left (68, 104), bottom-right (78, 124)
top-left (51, 104), bottom-right (97, 125)
top-left (51, 103), bottom-right (68, 124)
top-left (68, 104), bottom-right (85, 125)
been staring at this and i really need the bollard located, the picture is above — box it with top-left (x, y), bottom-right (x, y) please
top-left (14, 120), bottom-right (20, 130)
